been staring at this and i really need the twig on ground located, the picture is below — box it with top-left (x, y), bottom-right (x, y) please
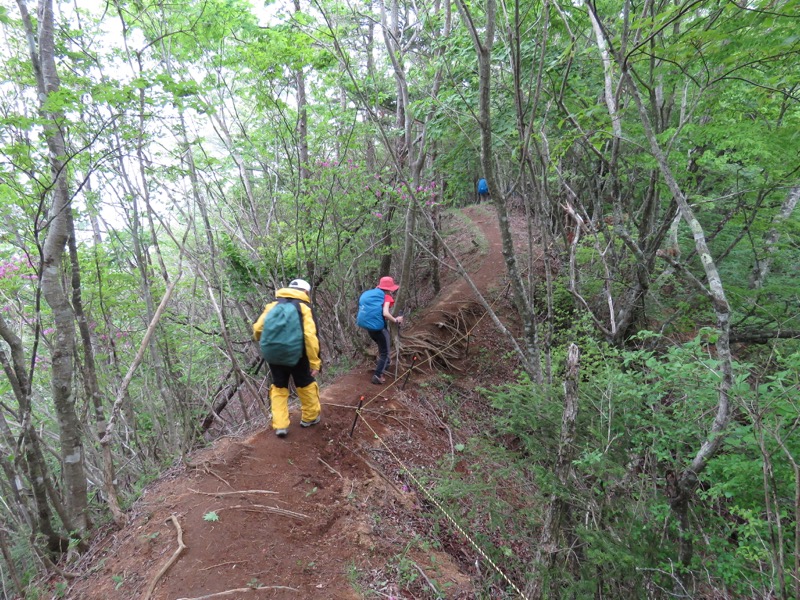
top-left (342, 444), bottom-right (407, 499)
top-left (318, 457), bottom-right (343, 478)
top-left (38, 551), bottom-right (80, 579)
top-left (371, 413), bottom-right (415, 432)
top-left (188, 488), bottom-right (278, 496)
top-left (206, 470), bottom-right (234, 489)
top-left (420, 396), bottom-right (455, 455)
top-left (412, 562), bottom-right (441, 596)
top-left (217, 504), bottom-right (308, 519)
top-left (321, 401), bottom-right (359, 409)
top-left (176, 585), bottom-right (299, 599)
top-left (142, 515), bottom-right (186, 600)
top-left (200, 560), bottom-right (249, 571)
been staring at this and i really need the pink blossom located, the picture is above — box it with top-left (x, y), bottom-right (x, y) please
top-left (0, 262), bottom-right (20, 278)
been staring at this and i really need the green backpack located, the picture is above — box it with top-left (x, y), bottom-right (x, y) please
top-left (259, 299), bottom-right (305, 366)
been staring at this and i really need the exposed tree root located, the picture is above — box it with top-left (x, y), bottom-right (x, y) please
top-left (399, 302), bottom-right (484, 371)
top-left (176, 586), bottom-right (299, 599)
top-left (142, 515), bottom-right (186, 600)
top-left (188, 488), bottom-right (278, 497)
top-left (219, 504), bottom-right (308, 520)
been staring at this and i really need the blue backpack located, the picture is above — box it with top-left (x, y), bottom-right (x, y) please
top-left (259, 299), bottom-right (305, 366)
top-left (478, 178), bottom-right (489, 195)
top-left (357, 288), bottom-right (386, 331)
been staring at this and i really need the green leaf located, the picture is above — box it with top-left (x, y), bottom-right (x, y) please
top-left (203, 511), bottom-right (219, 522)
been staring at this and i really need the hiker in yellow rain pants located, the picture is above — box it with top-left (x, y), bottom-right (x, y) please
top-left (253, 279), bottom-right (322, 438)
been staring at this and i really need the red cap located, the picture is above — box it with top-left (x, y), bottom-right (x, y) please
top-left (377, 276), bottom-right (399, 291)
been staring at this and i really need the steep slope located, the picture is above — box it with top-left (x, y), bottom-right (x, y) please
top-left (64, 204), bottom-right (511, 600)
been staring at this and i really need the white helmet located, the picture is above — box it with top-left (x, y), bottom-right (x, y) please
top-left (288, 278), bottom-right (311, 293)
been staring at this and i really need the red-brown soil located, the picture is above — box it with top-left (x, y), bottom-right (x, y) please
top-left (63, 204), bottom-right (514, 600)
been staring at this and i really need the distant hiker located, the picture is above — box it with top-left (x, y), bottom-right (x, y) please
top-left (357, 276), bottom-right (404, 385)
top-left (253, 278), bottom-right (322, 437)
top-left (477, 178), bottom-right (489, 202)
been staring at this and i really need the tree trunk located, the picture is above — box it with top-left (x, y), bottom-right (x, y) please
top-left (0, 314), bottom-right (67, 551)
top-left (68, 211), bottom-right (114, 526)
top-left (0, 431), bottom-right (33, 530)
top-left (381, 0), bottom-right (413, 305)
top-left (527, 343), bottom-right (580, 599)
top-left (455, 0), bottom-right (542, 382)
top-left (0, 524), bottom-right (24, 596)
top-left (749, 185), bottom-right (800, 289)
top-left (621, 51), bottom-right (734, 583)
top-left (103, 276), bottom-right (181, 468)
top-left (101, 18), bottom-right (182, 448)
top-left (295, 0), bottom-right (309, 183)
top-left (18, 0), bottom-right (89, 534)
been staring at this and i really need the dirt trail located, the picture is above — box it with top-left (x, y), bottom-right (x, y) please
top-left (66, 205), bottom-right (505, 600)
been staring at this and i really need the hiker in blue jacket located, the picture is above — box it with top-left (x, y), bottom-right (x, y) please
top-left (477, 178), bottom-right (489, 202)
top-left (253, 279), bottom-right (322, 437)
top-left (357, 276), bottom-right (404, 385)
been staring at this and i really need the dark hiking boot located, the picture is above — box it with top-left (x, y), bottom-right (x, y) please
top-left (275, 428), bottom-right (288, 437)
top-left (301, 416), bottom-right (321, 428)
top-left (372, 375), bottom-right (385, 385)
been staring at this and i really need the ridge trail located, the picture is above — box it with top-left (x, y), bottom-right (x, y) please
top-left (67, 205), bottom-right (509, 600)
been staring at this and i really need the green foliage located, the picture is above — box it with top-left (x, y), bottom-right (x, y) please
top-left (221, 235), bottom-right (264, 298)
top-left (53, 580), bottom-right (68, 598)
top-left (0, 524), bottom-right (39, 597)
top-left (111, 573), bottom-right (125, 590)
top-left (429, 331), bottom-right (800, 596)
top-left (384, 537), bottom-right (448, 598)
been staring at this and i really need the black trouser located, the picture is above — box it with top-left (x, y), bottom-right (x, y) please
top-left (367, 328), bottom-right (391, 377)
top-left (268, 355), bottom-right (315, 389)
